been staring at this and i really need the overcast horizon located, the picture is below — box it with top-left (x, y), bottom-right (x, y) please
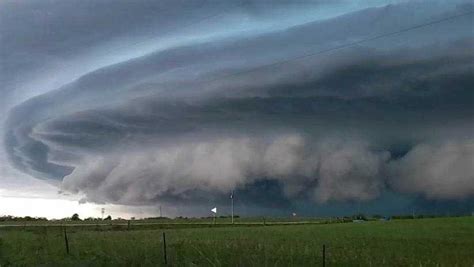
top-left (1, 0), bottom-right (473, 219)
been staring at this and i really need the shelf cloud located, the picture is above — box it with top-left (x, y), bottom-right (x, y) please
top-left (2, 0), bottom-right (473, 210)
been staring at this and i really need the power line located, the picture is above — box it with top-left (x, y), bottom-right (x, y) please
top-left (28, 8), bottom-right (473, 98)
top-left (98, 3), bottom-right (237, 59)
top-left (48, 2), bottom-right (243, 80)
top-left (205, 10), bottom-right (473, 84)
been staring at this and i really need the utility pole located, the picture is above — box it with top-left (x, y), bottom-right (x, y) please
top-left (231, 190), bottom-right (234, 224)
top-left (357, 201), bottom-right (361, 219)
top-left (159, 205), bottom-right (162, 218)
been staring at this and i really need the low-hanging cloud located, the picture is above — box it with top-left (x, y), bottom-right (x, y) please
top-left (389, 139), bottom-right (474, 200)
top-left (60, 135), bottom-right (389, 205)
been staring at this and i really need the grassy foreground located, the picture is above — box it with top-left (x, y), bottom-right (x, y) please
top-left (0, 217), bottom-right (473, 266)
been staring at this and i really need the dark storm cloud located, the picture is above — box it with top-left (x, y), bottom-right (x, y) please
top-left (0, 0), bottom-right (358, 107)
top-left (2, 0), bottom-right (474, 208)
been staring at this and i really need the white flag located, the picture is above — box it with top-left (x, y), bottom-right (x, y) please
top-left (211, 207), bottom-right (217, 213)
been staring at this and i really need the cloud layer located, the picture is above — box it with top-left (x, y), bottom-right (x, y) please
top-left (2, 0), bottom-right (473, 210)
top-left (59, 135), bottom-right (390, 205)
top-left (389, 140), bottom-right (474, 200)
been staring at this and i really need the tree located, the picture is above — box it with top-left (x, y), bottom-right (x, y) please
top-left (104, 215), bottom-right (112, 221)
top-left (71, 213), bottom-right (81, 221)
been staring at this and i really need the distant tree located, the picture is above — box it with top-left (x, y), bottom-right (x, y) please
top-left (104, 215), bottom-right (112, 221)
top-left (84, 217), bottom-right (102, 221)
top-left (0, 216), bottom-right (47, 222)
top-left (372, 214), bottom-right (383, 219)
top-left (71, 213), bottom-right (81, 221)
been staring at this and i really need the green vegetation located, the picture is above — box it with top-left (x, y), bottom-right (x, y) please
top-left (0, 217), bottom-right (473, 266)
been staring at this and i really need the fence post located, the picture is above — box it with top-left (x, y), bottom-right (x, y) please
top-left (322, 244), bottom-right (326, 267)
top-left (64, 227), bottom-right (70, 254)
top-left (162, 232), bottom-right (168, 265)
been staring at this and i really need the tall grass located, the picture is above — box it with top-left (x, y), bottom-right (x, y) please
top-left (0, 217), bottom-right (473, 266)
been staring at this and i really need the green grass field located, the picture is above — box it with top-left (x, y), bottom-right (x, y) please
top-left (1, 217), bottom-right (473, 266)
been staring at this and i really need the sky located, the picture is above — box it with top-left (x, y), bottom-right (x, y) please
top-left (0, 0), bottom-right (473, 219)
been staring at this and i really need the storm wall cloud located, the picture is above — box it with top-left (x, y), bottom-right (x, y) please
top-left (2, 0), bottom-right (473, 212)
